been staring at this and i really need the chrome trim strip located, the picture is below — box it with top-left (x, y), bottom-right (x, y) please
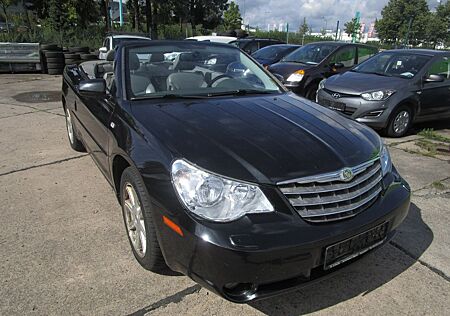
top-left (300, 187), bottom-right (382, 218)
top-left (277, 157), bottom-right (380, 185)
top-left (280, 164), bottom-right (381, 195)
top-left (291, 176), bottom-right (382, 207)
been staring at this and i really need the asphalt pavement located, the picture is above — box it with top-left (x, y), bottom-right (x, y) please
top-left (0, 74), bottom-right (449, 315)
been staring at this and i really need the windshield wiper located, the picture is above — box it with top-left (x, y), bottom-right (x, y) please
top-left (350, 70), bottom-right (392, 77)
top-left (131, 94), bottom-right (209, 100)
top-left (205, 89), bottom-right (279, 97)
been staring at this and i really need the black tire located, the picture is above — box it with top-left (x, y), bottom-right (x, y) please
top-left (64, 59), bottom-right (80, 65)
top-left (120, 166), bottom-right (166, 272)
top-left (46, 57), bottom-right (64, 63)
top-left (69, 46), bottom-right (89, 53)
top-left (64, 53), bottom-right (80, 59)
top-left (80, 53), bottom-right (98, 60)
top-left (44, 51), bottom-right (64, 58)
top-left (383, 105), bottom-right (413, 138)
top-left (47, 63), bottom-right (65, 69)
top-left (40, 44), bottom-right (58, 50)
top-left (306, 83), bottom-right (319, 101)
top-left (64, 107), bottom-right (86, 152)
top-left (47, 68), bottom-right (63, 75)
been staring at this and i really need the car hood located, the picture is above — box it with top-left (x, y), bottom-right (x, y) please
top-left (325, 71), bottom-right (410, 94)
top-left (268, 62), bottom-right (315, 79)
top-left (131, 93), bottom-right (381, 185)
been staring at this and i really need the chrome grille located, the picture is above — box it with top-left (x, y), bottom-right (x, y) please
top-left (278, 159), bottom-right (383, 223)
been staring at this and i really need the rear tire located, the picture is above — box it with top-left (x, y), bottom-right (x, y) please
top-left (384, 105), bottom-right (413, 138)
top-left (64, 107), bottom-right (85, 151)
top-left (120, 166), bottom-right (166, 272)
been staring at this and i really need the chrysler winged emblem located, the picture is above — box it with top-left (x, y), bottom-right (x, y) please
top-left (340, 168), bottom-right (354, 182)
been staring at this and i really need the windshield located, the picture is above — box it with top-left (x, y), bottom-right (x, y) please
top-left (126, 43), bottom-right (282, 99)
top-left (112, 37), bottom-right (150, 49)
top-left (252, 45), bottom-right (298, 60)
top-left (352, 52), bottom-right (432, 78)
top-left (282, 43), bottom-right (338, 64)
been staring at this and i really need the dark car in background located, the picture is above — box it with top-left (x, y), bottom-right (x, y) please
top-left (229, 37), bottom-right (285, 54)
top-left (62, 40), bottom-right (410, 303)
top-left (269, 42), bottom-right (378, 100)
top-left (251, 44), bottom-right (301, 68)
top-left (317, 49), bottom-right (450, 137)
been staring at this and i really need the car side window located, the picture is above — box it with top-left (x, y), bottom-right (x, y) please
top-left (330, 46), bottom-right (356, 67)
top-left (427, 57), bottom-right (450, 80)
top-left (245, 41), bottom-right (259, 54)
top-left (358, 47), bottom-right (377, 64)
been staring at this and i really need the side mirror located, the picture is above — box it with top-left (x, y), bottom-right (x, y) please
top-left (425, 74), bottom-right (445, 83)
top-left (79, 79), bottom-right (106, 96)
top-left (332, 62), bottom-right (345, 69)
top-left (99, 46), bottom-right (108, 53)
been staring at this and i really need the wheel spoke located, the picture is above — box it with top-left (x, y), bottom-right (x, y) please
top-left (123, 183), bottom-right (147, 258)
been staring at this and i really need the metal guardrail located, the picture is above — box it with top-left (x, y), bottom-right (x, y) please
top-left (0, 42), bottom-right (41, 73)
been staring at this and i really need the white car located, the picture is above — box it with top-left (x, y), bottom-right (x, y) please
top-left (185, 35), bottom-right (237, 44)
top-left (99, 34), bottom-right (151, 59)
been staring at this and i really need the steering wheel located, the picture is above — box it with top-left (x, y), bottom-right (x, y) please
top-left (208, 74), bottom-right (234, 87)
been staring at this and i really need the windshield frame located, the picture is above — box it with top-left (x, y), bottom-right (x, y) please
top-left (281, 43), bottom-right (340, 65)
top-left (121, 41), bottom-right (287, 101)
top-left (352, 51), bottom-right (433, 79)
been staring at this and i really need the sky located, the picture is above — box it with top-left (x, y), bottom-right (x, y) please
top-left (234, 0), bottom-right (441, 32)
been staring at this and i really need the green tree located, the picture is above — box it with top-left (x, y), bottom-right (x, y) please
top-left (375, 0), bottom-right (429, 46)
top-left (223, 1), bottom-right (242, 31)
top-left (298, 17), bottom-right (310, 37)
top-left (344, 17), bottom-right (361, 38)
top-left (0, 0), bottom-right (19, 34)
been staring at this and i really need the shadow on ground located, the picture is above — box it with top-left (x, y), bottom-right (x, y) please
top-left (411, 119), bottom-right (450, 134)
top-left (249, 203), bottom-right (432, 315)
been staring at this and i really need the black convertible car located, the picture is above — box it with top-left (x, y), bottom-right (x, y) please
top-left (62, 41), bottom-right (410, 303)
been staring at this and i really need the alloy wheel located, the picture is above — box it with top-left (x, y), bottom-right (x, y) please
top-left (393, 110), bottom-right (410, 135)
top-left (65, 108), bottom-right (74, 144)
top-left (123, 183), bottom-right (147, 257)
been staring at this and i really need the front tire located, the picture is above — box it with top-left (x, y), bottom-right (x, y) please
top-left (120, 166), bottom-right (166, 272)
top-left (65, 107), bottom-right (85, 152)
top-left (384, 105), bottom-right (412, 138)
top-left (306, 83), bottom-right (319, 101)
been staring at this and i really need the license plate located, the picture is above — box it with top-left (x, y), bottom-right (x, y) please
top-left (321, 99), bottom-right (346, 112)
top-left (324, 222), bottom-right (388, 270)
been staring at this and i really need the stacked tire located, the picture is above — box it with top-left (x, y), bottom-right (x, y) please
top-left (40, 44), bottom-right (64, 75)
top-left (64, 53), bottom-right (81, 66)
top-left (64, 47), bottom-right (98, 65)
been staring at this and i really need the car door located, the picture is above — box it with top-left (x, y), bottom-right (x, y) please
top-left (419, 56), bottom-right (450, 116)
top-left (76, 78), bottom-right (115, 178)
top-left (325, 45), bottom-right (357, 78)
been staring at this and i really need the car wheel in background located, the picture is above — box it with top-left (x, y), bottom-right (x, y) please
top-left (64, 107), bottom-right (85, 152)
top-left (306, 83), bottom-right (319, 101)
top-left (120, 166), bottom-right (166, 272)
top-left (384, 105), bottom-right (412, 138)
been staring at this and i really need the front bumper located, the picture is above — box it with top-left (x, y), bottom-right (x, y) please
top-left (316, 89), bottom-right (396, 129)
top-left (149, 170), bottom-right (411, 303)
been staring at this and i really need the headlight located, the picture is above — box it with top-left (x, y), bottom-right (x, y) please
top-left (380, 143), bottom-right (392, 176)
top-left (361, 90), bottom-right (395, 101)
top-left (287, 69), bottom-right (305, 82)
top-left (171, 159), bottom-right (274, 222)
top-left (318, 79), bottom-right (326, 90)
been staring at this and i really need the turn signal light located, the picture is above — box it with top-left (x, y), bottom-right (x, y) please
top-left (295, 69), bottom-right (305, 75)
top-left (163, 216), bottom-right (184, 237)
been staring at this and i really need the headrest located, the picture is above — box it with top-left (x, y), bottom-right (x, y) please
top-left (106, 50), bottom-right (115, 61)
top-left (150, 53), bottom-right (165, 62)
top-left (129, 53), bottom-right (140, 71)
top-left (173, 53), bottom-right (196, 71)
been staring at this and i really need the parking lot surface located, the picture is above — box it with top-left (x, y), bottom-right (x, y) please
top-left (1, 74), bottom-right (449, 315)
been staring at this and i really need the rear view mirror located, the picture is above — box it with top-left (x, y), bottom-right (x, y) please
top-left (79, 79), bottom-right (106, 96)
top-left (425, 74), bottom-right (445, 83)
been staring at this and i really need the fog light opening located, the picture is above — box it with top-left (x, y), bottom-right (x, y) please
top-left (363, 110), bottom-right (384, 118)
top-left (224, 282), bottom-right (258, 299)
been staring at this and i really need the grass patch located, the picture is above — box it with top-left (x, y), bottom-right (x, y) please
top-left (415, 139), bottom-right (438, 156)
top-left (418, 128), bottom-right (450, 143)
top-left (431, 181), bottom-right (446, 190)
